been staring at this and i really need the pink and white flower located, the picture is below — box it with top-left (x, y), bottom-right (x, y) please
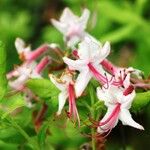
top-left (8, 56), bottom-right (50, 90)
top-left (63, 37), bottom-right (110, 97)
top-left (15, 38), bottom-right (49, 62)
top-left (96, 77), bottom-right (144, 134)
top-left (49, 71), bottom-right (80, 124)
top-left (51, 8), bottom-right (90, 48)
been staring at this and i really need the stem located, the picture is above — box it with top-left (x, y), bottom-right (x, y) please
top-left (88, 83), bottom-right (96, 150)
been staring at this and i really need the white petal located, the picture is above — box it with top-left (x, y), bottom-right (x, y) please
top-left (79, 9), bottom-right (90, 29)
top-left (9, 75), bottom-right (28, 90)
top-left (57, 91), bottom-right (68, 115)
top-left (63, 57), bottom-right (86, 71)
top-left (49, 74), bottom-right (66, 91)
top-left (97, 87), bottom-right (110, 104)
top-left (15, 38), bottom-right (30, 54)
top-left (51, 19), bottom-right (67, 34)
top-left (78, 37), bottom-right (90, 60)
top-left (123, 73), bottom-right (130, 88)
top-left (96, 41), bottom-right (110, 63)
top-left (60, 8), bottom-right (78, 23)
top-left (97, 105), bottom-right (119, 133)
top-left (75, 70), bottom-right (91, 97)
top-left (67, 35), bottom-right (80, 49)
top-left (121, 90), bottom-right (135, 109)
top-left (119, 109), bottom-right (144, 130)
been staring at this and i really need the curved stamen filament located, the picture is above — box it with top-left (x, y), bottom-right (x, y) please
top-left (88, 63), bottom-right (107, 84)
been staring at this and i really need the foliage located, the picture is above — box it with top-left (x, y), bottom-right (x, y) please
top-left (0, 0), bottom-right (150, 150)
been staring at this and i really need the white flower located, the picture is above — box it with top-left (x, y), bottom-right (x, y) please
top-left (51, 8), bottom-right (90, 48)
top-left (96, 79), bottom-right (144, 134)
top-left (49, 72), bottom-right (80, 124)
top-left (63, 37), bottom-right (110, 97)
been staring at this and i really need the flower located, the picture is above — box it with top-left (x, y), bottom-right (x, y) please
top-left (15, 38), bottom-right (49, 62)
top-left (8, 56), bottom-right (50, 90)
top-left (49, 71), bottom-right (80, 124)
top-left (101, 59), bottom-right (138, 87)
top-left (96, 76), bottom-right (144, 134)
top-left (63, 37), bottom-right (110, 97)
top-left (51, 8), bottom-right (90, 48)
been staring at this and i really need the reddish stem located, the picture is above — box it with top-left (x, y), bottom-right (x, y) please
top-left (34, 103), bottom-right (48, 131)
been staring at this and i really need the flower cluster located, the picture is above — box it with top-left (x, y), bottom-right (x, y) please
top-left (7, 8), bottom-right (144, 134)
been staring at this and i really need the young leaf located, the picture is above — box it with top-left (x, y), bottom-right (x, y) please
top-left (0, 94), bottom-right (25, 119)
top-left (0, 41), bottom-right (7, 100)
top-left (26, 79), bottom-right (59, 99)
top-left (131, 91), bottom-right (150, 113)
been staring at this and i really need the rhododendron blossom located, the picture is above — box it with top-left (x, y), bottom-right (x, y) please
top-left (97, 79), bottom-right (144, 134)
top-left (51, 8), bottom-right (90, 48)
top-left (63, 37), bottom-right (110, 97)
top-left (49, 71), bottom-right (80, 124)
top-left (15, 38), bottom-right (50, 62)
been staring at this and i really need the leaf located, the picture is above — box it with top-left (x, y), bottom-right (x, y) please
top-left (0, 140), bottom-right (18, 150)
top-left (26, 79), bottom-right (59, 99)
top-left (101, 24), bottom-right (135, 43)
top-left (0, 41), bottom-right (7, 100)
top-left (37, 122), bottom-right (49, 149)
top-left (99, 1), bottom-right (146, 26)
top-left (131, 91), bottom-right (150, 113)
top-left (0, 94), bottom-right (25, 119)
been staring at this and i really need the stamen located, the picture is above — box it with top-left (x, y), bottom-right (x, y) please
top-left (88, 63), bottom-right (107, 84)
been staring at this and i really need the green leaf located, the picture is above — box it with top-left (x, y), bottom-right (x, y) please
top-left (26, 79), bottom-right (59, 99)
top-left (37, 122), bottom-right (49, 149)
top-left (99, 1), bottom-right (146, 26)
top-left (131, 91), bottom-right (150, 113)
top-left (0, 41), bottom-right (7, 100)
top-left (101, 24), bottom-right (135, 43)
top-left (0, 140), bottom-right (18, 150)
top-left (0, 94), bottom-right (25, 119)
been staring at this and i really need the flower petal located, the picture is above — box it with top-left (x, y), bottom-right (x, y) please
top-left (75, 70), bottom-right (91, 97)
top-left (60, 8), bottom-right (78, 23)
top-left (49, 74), bottom-right (66, 91)
top-left (57, 91), bottom-right (68, 115)
top-left (121, 90), bottom-right (135, 109)
top-left (63, 57), bottom-right (86, 71)
top-left (119, 109), bottom-right (144, 130)
top-left (79, 9), bottom-right (90, 29)
top-left (9, 75), bottom-right (28, 90)
top-left (15, 38), bottom-right (30, 54)
top-left (51, 19), bottom-right (67, 34)
top-left (96, 41), bottom-right (110, 63)
top-left (97, 105), bottom-right (119, 133)
top-left (67, 36), bottom-right (80, 49)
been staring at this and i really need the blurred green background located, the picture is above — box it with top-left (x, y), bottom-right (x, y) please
top-left (0, 0), bottom-right (150, 149)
